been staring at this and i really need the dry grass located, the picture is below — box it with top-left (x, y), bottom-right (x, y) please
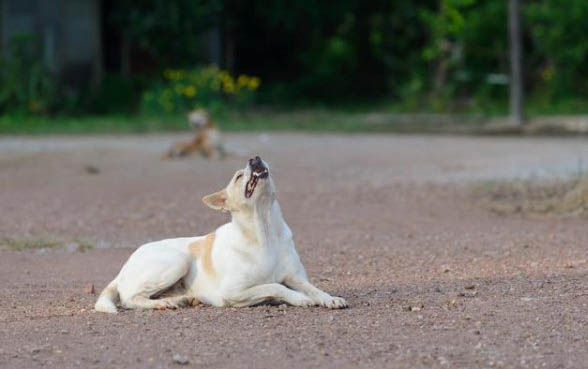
top-left (0, 238), bottom-right (63, 251)
top-left (474, 174), bottom-right (588, 217)
top-left (0, 238), bottom-right (96, 252)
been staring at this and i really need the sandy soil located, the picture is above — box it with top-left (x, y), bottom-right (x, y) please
top-left (1, 133), bottom-right (587, 369)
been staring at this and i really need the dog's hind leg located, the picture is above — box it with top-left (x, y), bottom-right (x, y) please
top-left (118, 252), bottom-right (193, 311)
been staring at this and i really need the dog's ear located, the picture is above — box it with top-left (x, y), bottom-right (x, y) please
top-left (202, 189), bottom-right (228, 211)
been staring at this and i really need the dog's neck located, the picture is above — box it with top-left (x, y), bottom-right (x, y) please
top-left (231, 197), bottom-right (291, 247)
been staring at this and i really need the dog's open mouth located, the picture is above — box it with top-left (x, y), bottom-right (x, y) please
top-left (245, 169), bottom-right (268, 198)
top-left (245, 163), bottom-right (269, 198)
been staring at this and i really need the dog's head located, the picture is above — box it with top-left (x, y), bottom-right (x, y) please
top-left (188, 109), bottom-right (211, 130)
top-left (202, 156), bottom-right (274, 212)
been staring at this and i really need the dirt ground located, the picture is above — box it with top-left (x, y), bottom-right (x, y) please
top-left (1, 133), bottom-right (588, 369)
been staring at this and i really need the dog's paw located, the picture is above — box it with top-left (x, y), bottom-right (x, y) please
top-left (176, 296), bottom-right (197, 308)
top-left (293, 296), bottom-right (315, 307)
top-left (155, 300), bottom-right (178, 310)
top-left (319, 296), bottom-right (348, 309)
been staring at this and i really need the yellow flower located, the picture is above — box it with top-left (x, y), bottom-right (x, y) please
top-left (183, 86), bottom-right (196, 97)
top-left (248, 77), bottom-right (261, 90)
top-left (219, 71), bottom-right (231, 81)
top-left (542, 66), bottom-right (554, 81)
top-left (223, 79), bottom-right (236, 94)
top-left (237, 75), bottom-right (250, 88)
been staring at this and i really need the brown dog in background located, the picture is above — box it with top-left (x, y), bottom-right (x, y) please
top-left (163, 109), bottom-right (225, 159)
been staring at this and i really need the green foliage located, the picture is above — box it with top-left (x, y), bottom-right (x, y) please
top-left (417, 0), bottom-right (510, 111)
top-left (420, 0), bottom-right (476, 61)
top-left (525, 0), bottom-right (588, 97)
top-left (246, 0), bottom-right (432, 101)
top-left (2, 0), bottom-right (588, 118)
top-left (0, 35), bottom-right (59, 115)
top-left (110, 0), bottom-right (222, 67)
top-left (140, 66), bottom-right (260, 115)
top-left (87, 74), bottom-right (142, 114)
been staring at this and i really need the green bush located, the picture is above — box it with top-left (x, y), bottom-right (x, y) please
top-left (87, 74), bottom-right (141, 114)
top-left (140, 65), bottom-right (260, 115)
top-left (525, 0), bottom-right (588, 98)
top-left (0, 35), bottom-right (59, 115)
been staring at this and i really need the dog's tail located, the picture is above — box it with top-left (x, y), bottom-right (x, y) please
top-left (94, 278), bottom-right (119, 314)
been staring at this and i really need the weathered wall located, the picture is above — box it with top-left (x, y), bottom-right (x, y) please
top-left (0, 0), bottom-right (102, 89)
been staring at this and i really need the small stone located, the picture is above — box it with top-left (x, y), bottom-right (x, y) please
top-left (84, 165), bottom-right (100, 174)
top-left (60, 329), bottom-right (69, 335)
top-left (172, 354), bottom-right (189, 365)
top-left (464, 284), bottom-right (475, 290)
top-left (403, 304), bottom-right (424, 312)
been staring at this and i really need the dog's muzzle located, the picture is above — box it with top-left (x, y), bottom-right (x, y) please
top-left (249, 156), bottom-right (269, 179)
top-left (245, 156), bottom-right (268, 198)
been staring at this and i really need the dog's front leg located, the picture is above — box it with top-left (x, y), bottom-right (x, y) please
top-left (227, 283), bottom-right (314, 307)
top-left (284, 274), bottom-right (348, 309)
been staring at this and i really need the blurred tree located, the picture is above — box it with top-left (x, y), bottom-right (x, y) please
top-left (525, 0), bottom-right (588, 98)
top-left (109, 0), bottom-right (222, 74)
top-left (5, 0), bottom-right (588, 115)
top-left (227, 0), bottom-right (433, 101)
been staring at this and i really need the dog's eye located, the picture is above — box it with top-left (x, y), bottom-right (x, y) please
top-left (235, 173), bottom-right (243, 182)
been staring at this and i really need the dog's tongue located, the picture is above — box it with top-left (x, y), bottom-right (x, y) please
top-left (245, 176), bottom-right (258, 198)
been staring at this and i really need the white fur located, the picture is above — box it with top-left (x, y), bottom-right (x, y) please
top-left (95, 159), bottom-right (347, 313)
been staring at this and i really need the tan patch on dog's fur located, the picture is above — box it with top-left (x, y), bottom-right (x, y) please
top-left (189, 233), bottom-right (216, 275)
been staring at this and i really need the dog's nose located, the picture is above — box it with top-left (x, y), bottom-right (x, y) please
top-left (249, 156), bottom-right (263, 168)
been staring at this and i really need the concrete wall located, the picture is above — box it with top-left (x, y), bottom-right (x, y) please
top-left (0, 0), bottom-right (102, 89)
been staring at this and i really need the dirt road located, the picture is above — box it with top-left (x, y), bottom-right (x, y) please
top-left (1, 133), bottom-right (587, 369)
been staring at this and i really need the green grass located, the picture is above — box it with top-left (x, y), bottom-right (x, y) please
top-left (0, 114), bottom-right (188, 134)
top-left (0, 237), bottom-right (62, 251)
top-left (1, 96), bottom-right (588, 135)
top-left (0, 110), bottom-right (484, 135)
top-left (0, 237), bottom-right (96, 252)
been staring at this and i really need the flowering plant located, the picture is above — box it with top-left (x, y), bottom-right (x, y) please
top-left (141, 65), bottom-right (260, 114)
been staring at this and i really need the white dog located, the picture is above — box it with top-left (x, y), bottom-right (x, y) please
top-left (95, 156), bottom-right (347, 313)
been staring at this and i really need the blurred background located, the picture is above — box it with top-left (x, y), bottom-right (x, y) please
top-left (0, 0), bottom-right (587, 133)
top-left (1, 3), bottom-right (588, 366)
